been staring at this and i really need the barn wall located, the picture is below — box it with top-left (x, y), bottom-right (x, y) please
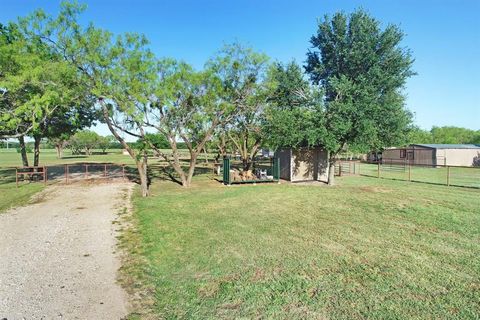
top-left (291, 148), bottom-right (315, 181)
top-left (443, 149), bottom-right (480, 167)
top-left (291, 147), bottom-right (329, 182)
top-left (382, 148), bottom-right (402, 161)
top-left (383, 147), bottom-right (435, 166)
top-left (412, 148), bottom-right (435, 166)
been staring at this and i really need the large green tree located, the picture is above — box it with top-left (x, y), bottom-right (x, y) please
top-left (20, 2), bottom-right (158, 196)
top-left (264, 61), bottom-right (321, 149)
top-left (305, 9), bottom-right (415, 184)
top-left (208, 43), bottom-right (269, 170)
top-left (146, 60), bottom-right (231, 187)
top-left (0, 22), bottom-right (81, 143)
top-left (68, 130), bottom-right (100, 155)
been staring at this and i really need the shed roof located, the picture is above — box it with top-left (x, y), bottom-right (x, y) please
top-left (411, 144), bottom-right (480, 149)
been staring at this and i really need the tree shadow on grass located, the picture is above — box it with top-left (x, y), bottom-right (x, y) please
top-left (147, 163), bottom-right (214, 186)
top-left (60, 155), bottom-right (88, 160)
top-left (0, 167), bottom-right (16, 185)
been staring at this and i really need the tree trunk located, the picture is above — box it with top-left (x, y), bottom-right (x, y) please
top-left (18, 136), bottom-right (29, 167)
top-left (137, 152), bottom-right (149, 197)
top-left (55, 143), bottom-right (64, 159)
top-left (242, 157), bottom-right (251, 171)
top-left (184, 155), bottom-right (198, 187)
top-left (100, 100), bottom-right (150, 197)
top-left (33, 135), bottom-right (41, 167)
top-left (203, 148), bottom-right (209, 164)
top-left (328, 160), bottom-right (336, 186)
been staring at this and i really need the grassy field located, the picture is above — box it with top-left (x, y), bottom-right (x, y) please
top-left (0, 183), bottom-right (44, 213)
top-left (124, 175), bottom-right (480, 319)
top-left (0, 148), bottom-right (135, 167)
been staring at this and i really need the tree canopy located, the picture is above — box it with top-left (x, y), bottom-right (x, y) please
top-left (407, 126), bottom-right (480, 145)
top-left (207, 42), bottom-right (270, 170)
top-left (2, 2), bottom-right (443, 192)
top-left (305, 9), bottom-right (415, 184)
top-left (264, 61), bottom-right (321, 149)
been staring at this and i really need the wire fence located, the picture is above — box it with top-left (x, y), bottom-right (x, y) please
top-left (13, 163), bottom-right (127, 187)
top-left (339, 161), bottom-right (480, 189)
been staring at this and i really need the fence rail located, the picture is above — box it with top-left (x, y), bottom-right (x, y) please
top-left (335, 161), bottom-right (480, 189)
top-left (14, 163), bottom-right (127, 187)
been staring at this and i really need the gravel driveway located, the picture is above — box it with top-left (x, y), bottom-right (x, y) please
top-left (0, 182), bottom-right (132, 319)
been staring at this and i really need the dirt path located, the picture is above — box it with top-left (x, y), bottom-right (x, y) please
top-left (0, 182), bottom-right (132, 319)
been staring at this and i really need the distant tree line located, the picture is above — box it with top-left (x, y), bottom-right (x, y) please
top-left (408, 126), bottom-right (480, 145)
top-left (1, 2), bottom-right (419, 194)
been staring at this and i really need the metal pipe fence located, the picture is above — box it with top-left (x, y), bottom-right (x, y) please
top-left (14, 163), bottom-right (127, 187)
top-left (339, 161), bottom-right (480, 189)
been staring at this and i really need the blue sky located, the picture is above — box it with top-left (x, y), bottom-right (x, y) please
top-left (2, 0), bottom-right (479, 136)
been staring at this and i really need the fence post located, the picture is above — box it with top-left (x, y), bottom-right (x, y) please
top-left (447, 166), bottom-right (450, 186)
top-left (66, 164), bottom-right (69, 184)
top-left (377, 162), bottom-right (380, 178)
top-left (85, 164), bottom-right (88, 179)
top-left (44, 166), bottom-right (47, 185)
top-left (104, 164), bottom-right (107, 178)
top-left (408, 163), bottom-right (411, 181)
top-left (16, 168), bottom-right (18, 188)
top-left (223, 157), bottom-right (230, 185)
top-left (339, 162), bottom-right (342, 177)
top-left (273, 157), bottom-right (280, 183)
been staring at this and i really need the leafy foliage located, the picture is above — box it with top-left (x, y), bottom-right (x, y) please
top-left (207, 42), bottom-right (269, 169)
top-left (145, 59), bottom-right (231, 186)
top-left (68, 130), bottom-right (100, 155)
top-left (0, 21), bottom-right (83, 139)
top-left (264, 61), bottom-right (321, 149)
top-left (407, 126), bottom-right (480, 145)
top-left (305, 9), bottom-right (415, 157)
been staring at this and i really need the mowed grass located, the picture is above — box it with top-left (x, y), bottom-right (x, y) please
top-left (358, 162), bottom-right (480, 188)
top-left (0, 169), bottom-right (44, 213)
top-left (0, 148), bottom-right (135, 167)
top-left (129, 175), bottom-right (480, 319)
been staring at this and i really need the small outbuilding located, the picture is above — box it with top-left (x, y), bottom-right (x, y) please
top-left (275, 147), bottom-right (329, 182)
top-left (382, 144), bottom-right (480, 167)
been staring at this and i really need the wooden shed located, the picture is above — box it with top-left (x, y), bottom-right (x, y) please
top-left (275, 147), bottom-right (329, 182)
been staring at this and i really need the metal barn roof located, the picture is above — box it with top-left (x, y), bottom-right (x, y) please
top-left (411, 144), bottom-right (480, 149)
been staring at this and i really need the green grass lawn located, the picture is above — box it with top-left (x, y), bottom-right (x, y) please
top-left (0, 148), bottom-right (210, 168)
top-left (0, 148), bottom-right (135, 167)
top-left (358, 162), bottom-right (480, 188)
top-left (0, 183), bottom-right (44, 213)
top-left (126, 175), bottom-right (480, 319)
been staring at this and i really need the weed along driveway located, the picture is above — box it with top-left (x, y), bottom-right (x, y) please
top-left (0, 182), bottom-right (132, 319)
